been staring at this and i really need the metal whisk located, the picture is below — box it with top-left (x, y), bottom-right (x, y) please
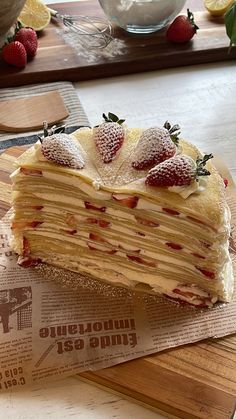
top-left (49, 8), bottom-right (113, 49)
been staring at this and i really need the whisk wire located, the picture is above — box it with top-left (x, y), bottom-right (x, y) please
top-left (49, 8), bottom-right (113, 49)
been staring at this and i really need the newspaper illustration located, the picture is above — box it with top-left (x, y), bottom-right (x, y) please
top-left (0, 286), bottom-right (32, 334)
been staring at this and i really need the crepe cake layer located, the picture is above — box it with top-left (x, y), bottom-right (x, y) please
top-left (10, 127), bottom-right (234, 308)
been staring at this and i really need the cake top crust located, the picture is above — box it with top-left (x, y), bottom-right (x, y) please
top-left (14, 125), bottom-right (227, 227)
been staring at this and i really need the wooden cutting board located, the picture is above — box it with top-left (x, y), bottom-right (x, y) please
top-left (1, 146), bottom-right (236, 419)
top-left (0, 0), bottom-right (235, 88)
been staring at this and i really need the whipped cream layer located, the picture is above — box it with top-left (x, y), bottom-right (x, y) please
top-left (10, 129), bottom-right (234, 308)
top-left (11, 172), bottom-right (233, 306)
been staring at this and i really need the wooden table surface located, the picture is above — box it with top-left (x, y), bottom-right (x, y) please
top-left (0, 0), bottom-right (236, 418)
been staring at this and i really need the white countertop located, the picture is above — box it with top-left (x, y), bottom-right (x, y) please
top-left (1, 1), bottom-right (236, 418)
top-left (0, 376), bottom-right (162, 419)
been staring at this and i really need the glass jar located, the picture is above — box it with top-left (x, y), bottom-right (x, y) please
top-left (98, 0), bottom-right (187, 34)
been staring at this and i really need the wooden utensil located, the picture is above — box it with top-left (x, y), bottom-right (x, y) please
top-left (0, 90), bottom-right (69, 132)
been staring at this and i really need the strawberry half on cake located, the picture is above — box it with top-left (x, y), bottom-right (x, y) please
top-left (10, 114), bottom-right (234, 308)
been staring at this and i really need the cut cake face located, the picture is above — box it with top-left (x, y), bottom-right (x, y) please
top-left (10, 116), bottom-right (234, 308)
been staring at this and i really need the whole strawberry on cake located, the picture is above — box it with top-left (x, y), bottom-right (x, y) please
top-left (10, 114), bottom-right (234, 308)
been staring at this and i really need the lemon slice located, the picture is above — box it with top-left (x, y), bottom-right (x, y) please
top-left (18, 0), bottom-right (51, 31)
top-left (204, 0), bottom-right (235, 16)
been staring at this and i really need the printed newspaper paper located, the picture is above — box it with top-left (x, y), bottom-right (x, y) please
top-left (0, 176), bottom-right (236, 392)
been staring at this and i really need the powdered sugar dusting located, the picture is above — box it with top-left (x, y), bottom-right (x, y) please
top-left (42, 134), bottom-right (85, 169)
top-left (94, 122), bottom-right (125, 163)
top-left (132, 127), bottom-right (176, 170)
top-left (57, 28), bottom-right (126, 63)
top-left (146, 155), bottom-right (194, 187)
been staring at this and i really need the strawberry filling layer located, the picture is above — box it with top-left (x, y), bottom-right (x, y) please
top-left (15, 199), bottom-right (218, 275)
top-left (12, 163), bottom-right (231, 308)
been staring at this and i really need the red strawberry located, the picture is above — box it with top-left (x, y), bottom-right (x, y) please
top-left (20, 167), bottom-right (42, 176)
top-left (223, 178), bottom-right (229, 188)
top-left (89, 232), bottom-right (110, 243)
top-left (18, 256), bottom-right (42, 267)
top-left (15, 27), bottom-right (38, 58)
top-left (94, 112), bottom-right (125, 163)
top-left (162, 208), bottom-right (180, 216)
top-left (85, 218), bottom-right (110, 227)
top-left (135, 216), bottom-right (159, 227)
top-left (127, 255), bottom-right (156, 268)
top-left (146, 154), bottom-right (213, 187)
top-left (164, 294), bottom-right (210, 308)
top-left (31, 205), bottom-right (44, 210)
top-left (88, 243), bottom-right (116, 254)
top-left (166, 9), bottom-right (199, 43)
top-left (86, 217), bottom-right (98, 224)
top-left (132, 122), bottom-right (180, 170)
top-left (2, 41), bottom-right (27, 68)
top-left (166, 242), bottom-right (183, 250)
top-left (84, 202), bottom-right (106, 212)
top-left (173, 288), bottom-right (199, 299)
top-left (23, 236), bottom-right (30, 257)
top-left (195, 267), bottom-right (215, 279)
top-left (12, 221), bottom-right (43, 230)
top-left (112, 194), bottom-right (139, 208)
top-left (41, 133), bottom-right (85, 169)
top-left (98, 219), bottom-right (111, 228)
top-left (136, 231), bottom-right (145, 237)
top-left (88, 233), bottom-right (116, 254)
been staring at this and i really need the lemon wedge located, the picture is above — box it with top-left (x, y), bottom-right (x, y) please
top-left (204, 0), bottom-right (235, 16)
top-left (18, 0), bottom-right (51, 31)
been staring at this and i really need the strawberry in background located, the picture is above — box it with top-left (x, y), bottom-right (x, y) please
top-left (1, 24), bottom-right (38, 68)
top-left (2, 41), bottom-right (27, 68)
top-left (15, 27), bottom-right (38, 58)
top-left (166, 9), bottom-right (199, 43)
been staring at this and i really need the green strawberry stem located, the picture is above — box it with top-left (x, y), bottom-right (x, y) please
top-left (15, 21), bottom-right (24, 33)
top-left (187, 8), bottom-right (199, 31)
top-left (225, 3), bottom-right (236, 53)
top-left (163, 121), bottom-right (180, 145)
top-left (196, 153), bottom-right (213, 178)
top-left (38, 122), bottom-right (66, 143)
top-left (102, 112), bottom-right (125, 125)
top-left (3, 21), bottom-right (24, 47)
top-left (43, 121), bottom-right (48, 138)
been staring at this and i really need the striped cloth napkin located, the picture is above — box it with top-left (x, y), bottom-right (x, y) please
top-left (0, 81), bottom-right (90, 151)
